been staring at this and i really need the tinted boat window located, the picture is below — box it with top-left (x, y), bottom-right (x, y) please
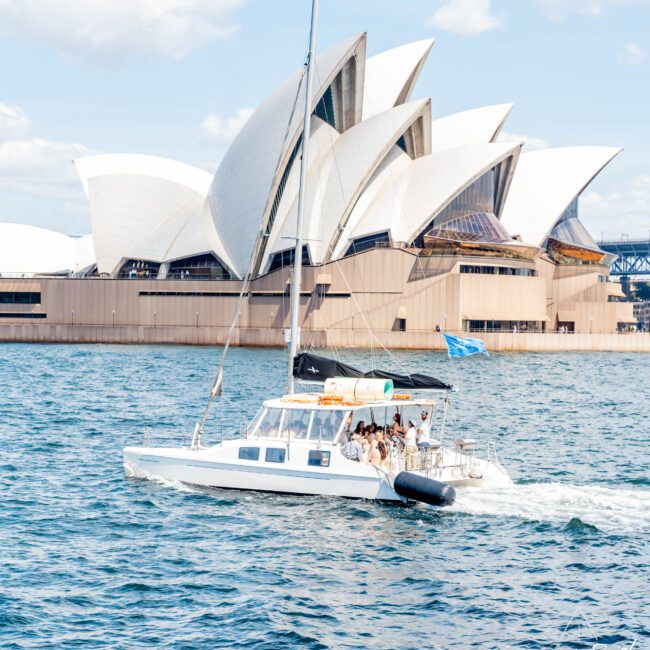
top-left (265, 448), bottom-right (286, 463)
top-left (282, 409), bottom-right (312, 440)
top-left (238, 447), bottom-right (260, 461)
top-left (310, 410), bottom-right (344, 441)
top-left (308, 450), bottom-right (331, 467)
top-left (257, 408), bottom-right (284, 438)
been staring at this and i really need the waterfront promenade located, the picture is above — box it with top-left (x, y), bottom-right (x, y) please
top-left (1, 322), bottom-right (649, 351)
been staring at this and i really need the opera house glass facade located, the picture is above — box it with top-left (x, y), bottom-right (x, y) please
top-left (0, 34), bottom-right (638, 349)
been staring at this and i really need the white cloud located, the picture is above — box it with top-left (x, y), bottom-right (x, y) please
top-left (616, 41), bottom-right (645, 65)
top-left (428, 0), bottom-right (503, 36)
top-left (0, 0), bottom-right (245, 62)
top-left (0, 101), bottom-right (30, 137)
top-left (498, 131), bottom-right (550, 151)
top-left (0, 137), bottom-right (96, 231)
top-left (536, 0), bottom-right (649, 20)
top-left (0, 137), bottom-right (94, 211)
top-left (581, 175), bottom-right (650, 239)
top-left (201, 108), bottom-right (254, 140)
top-left (537, 0), bottom-right (607, 19)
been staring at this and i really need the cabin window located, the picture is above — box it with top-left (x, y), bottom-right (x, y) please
top-left (257, 408), bottom-right (284, 439)
top-left (310, 410), bottom-right (344, 441)
top-left (265, 448), bottom-right (286, 463)
top-left (282, 408), bottom-right (312, 440)
top-left (308, 450), bottom-right (331, 467)
top-left (238, 447), bottom-right (260, 461)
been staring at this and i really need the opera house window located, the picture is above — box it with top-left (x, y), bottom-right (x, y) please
top-left (0, 291), bottom-right (41, 304)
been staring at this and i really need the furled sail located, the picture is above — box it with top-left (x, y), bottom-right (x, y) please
top-left (293, 352), bottom-right (452, 391)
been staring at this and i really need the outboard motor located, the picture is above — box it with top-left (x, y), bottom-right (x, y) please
top-left (393, 472), bottom-right (456, 507)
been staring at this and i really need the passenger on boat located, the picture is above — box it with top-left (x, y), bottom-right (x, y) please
top-left (341, 433), bottom-right (363, 462)
top-left (359, 433), bottom-right (370, 459)
top-left (377, 440), bottom-right (389, 470)
top-left (405, 420), bottom-right (418, 470)
top-left (366, 436), bottom-right (381, 466)
top-left (417, 410), bottom-right (441, 450)
top-left (417, 411), bottom-right (431, 447)
top-left (391, 412), bottom-right (405, 437)
top-left (354, 420), bottom-right (366, 435)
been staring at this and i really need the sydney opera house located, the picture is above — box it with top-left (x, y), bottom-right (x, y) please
top-left (0, 34), bottom-right (639, 350)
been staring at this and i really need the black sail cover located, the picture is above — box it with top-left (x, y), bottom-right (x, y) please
top-left (293, 353), bottom-right (452, 391)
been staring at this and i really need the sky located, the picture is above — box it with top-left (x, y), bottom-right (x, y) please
top-left (0, 0), bottom-right (648, 240)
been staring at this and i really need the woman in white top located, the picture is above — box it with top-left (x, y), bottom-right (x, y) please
top-left (404, 420), bottom-right (418, 470)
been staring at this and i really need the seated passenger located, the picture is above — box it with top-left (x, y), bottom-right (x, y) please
top-left (391, 413), bottom-right (404, 437)
top-left (377, 440), bottom-right (389, 470)
top-left (354, 420), bottom-right (366, 436)
top-left (341, 433), bottom-right (363, 462)
top-left (366, 438), bottom-right (381, 466)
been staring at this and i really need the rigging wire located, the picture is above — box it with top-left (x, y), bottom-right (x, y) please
top-left (192, 70), bottom-right (307, 445)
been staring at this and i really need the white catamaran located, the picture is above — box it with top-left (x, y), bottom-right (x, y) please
top-left (123, 0), bottom-right (512, 506)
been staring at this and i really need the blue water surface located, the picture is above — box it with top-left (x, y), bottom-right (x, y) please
top-left (0, 344), bottom-right (649, 649)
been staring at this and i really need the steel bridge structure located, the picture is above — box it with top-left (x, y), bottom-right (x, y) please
top-left (599, 238), bottom-right (650, 276)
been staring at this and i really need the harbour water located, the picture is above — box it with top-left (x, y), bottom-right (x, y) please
top-left (1, 344), bottom-right (649, 649)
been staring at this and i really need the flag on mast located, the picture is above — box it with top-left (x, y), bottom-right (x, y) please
top-left (442, 333), bottom-right (489, 358)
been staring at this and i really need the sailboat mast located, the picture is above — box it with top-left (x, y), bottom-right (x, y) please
top-left (287, 0), bottom-right (319, 394)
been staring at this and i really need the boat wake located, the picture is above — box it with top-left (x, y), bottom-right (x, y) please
top-left (449, 482), bottom-right (650, 534)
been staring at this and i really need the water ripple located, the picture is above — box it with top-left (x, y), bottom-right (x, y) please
top-left (0, 344), bottom-right (648, 649)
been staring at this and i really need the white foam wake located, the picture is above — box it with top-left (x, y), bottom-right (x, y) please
top-left (449, 483), bottom-right (650, 534)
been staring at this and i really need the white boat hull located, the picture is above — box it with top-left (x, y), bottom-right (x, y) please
top-left (123, 439), bottom-right (511, 502)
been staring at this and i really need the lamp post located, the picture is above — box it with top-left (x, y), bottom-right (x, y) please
top-left (153, 310), bottom-right (157, 328)
top-left (196, 311), bottom-right (199, 328)
top-left (112, 309), bottom-right (116, 327)
top-left (589, 315), bottom-right (593, 334)
top-left (444, 313), bottom-right (448, 331)
top-left (71, 309), bottom-right (74, 326)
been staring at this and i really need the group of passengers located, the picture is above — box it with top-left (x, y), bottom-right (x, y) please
top-left (340, 410), bottom-right (440, 471)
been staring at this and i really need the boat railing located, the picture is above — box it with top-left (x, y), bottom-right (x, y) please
top-left (141, 426), bottom-right (189, 448)
top-left (486, 441), bottom-right (505, 471)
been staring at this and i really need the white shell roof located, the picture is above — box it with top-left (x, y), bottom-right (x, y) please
top-left (75, 153), bottom-right (212, 197)
top-left (264, 99), bottom-right (432, 267)
top-left (362, 38), bottom-right (435, 120)
top-left (209, 34), bottom-right (366, 278)
top-left (0, 224), bottom-right (95, 275)
top-left (430, 103), bottom-right (513, 152)
top-left (344, 142), bottom-right (522, 247)
top-left (74, 154), bottom-right (234, 275)
top-left (500, 146), bottom-right (622, 246)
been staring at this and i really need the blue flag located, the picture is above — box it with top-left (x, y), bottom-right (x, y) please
top-left (442, 332), bottom-right (490, 358)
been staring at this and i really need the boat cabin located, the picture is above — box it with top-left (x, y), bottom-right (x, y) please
top-left (246, 396), bottom-right (444, 445)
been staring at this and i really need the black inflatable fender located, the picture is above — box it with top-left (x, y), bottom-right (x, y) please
top-left (393, 471), bottom-right (456, 507)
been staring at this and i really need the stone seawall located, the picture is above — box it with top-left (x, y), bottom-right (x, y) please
top-left (1, 324), bottom-right (649, 352)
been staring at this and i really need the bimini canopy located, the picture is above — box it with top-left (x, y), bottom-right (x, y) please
top-left (293, 353), bottom-right (452, 391)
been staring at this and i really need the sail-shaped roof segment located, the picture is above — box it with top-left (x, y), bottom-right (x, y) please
top-left (259, 116), bottom-right (341, 272)
top-left (74, 154), bottom-right (234, 275)
top-left (0, 224), bottom-right (95, 275)
top-left (262, 99), bottom-right (432, 269)
top-left (500, 146), bottom-right (622, 246)
top-left (209, 34), bottom-right (367, 278)
top-left (341, 142), bottom-right (521, 250)
top-left (430, 104), bottom-right (513, 152)
top-left (362, 38), bottom-right (435, 120)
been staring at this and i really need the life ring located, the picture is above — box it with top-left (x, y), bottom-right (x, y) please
top-left (318, 395), bottom-right (344, 405)
top-left (342, 399), bottom-right (364, 406)
top-left (393, 393), bottom-right (412, 400)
